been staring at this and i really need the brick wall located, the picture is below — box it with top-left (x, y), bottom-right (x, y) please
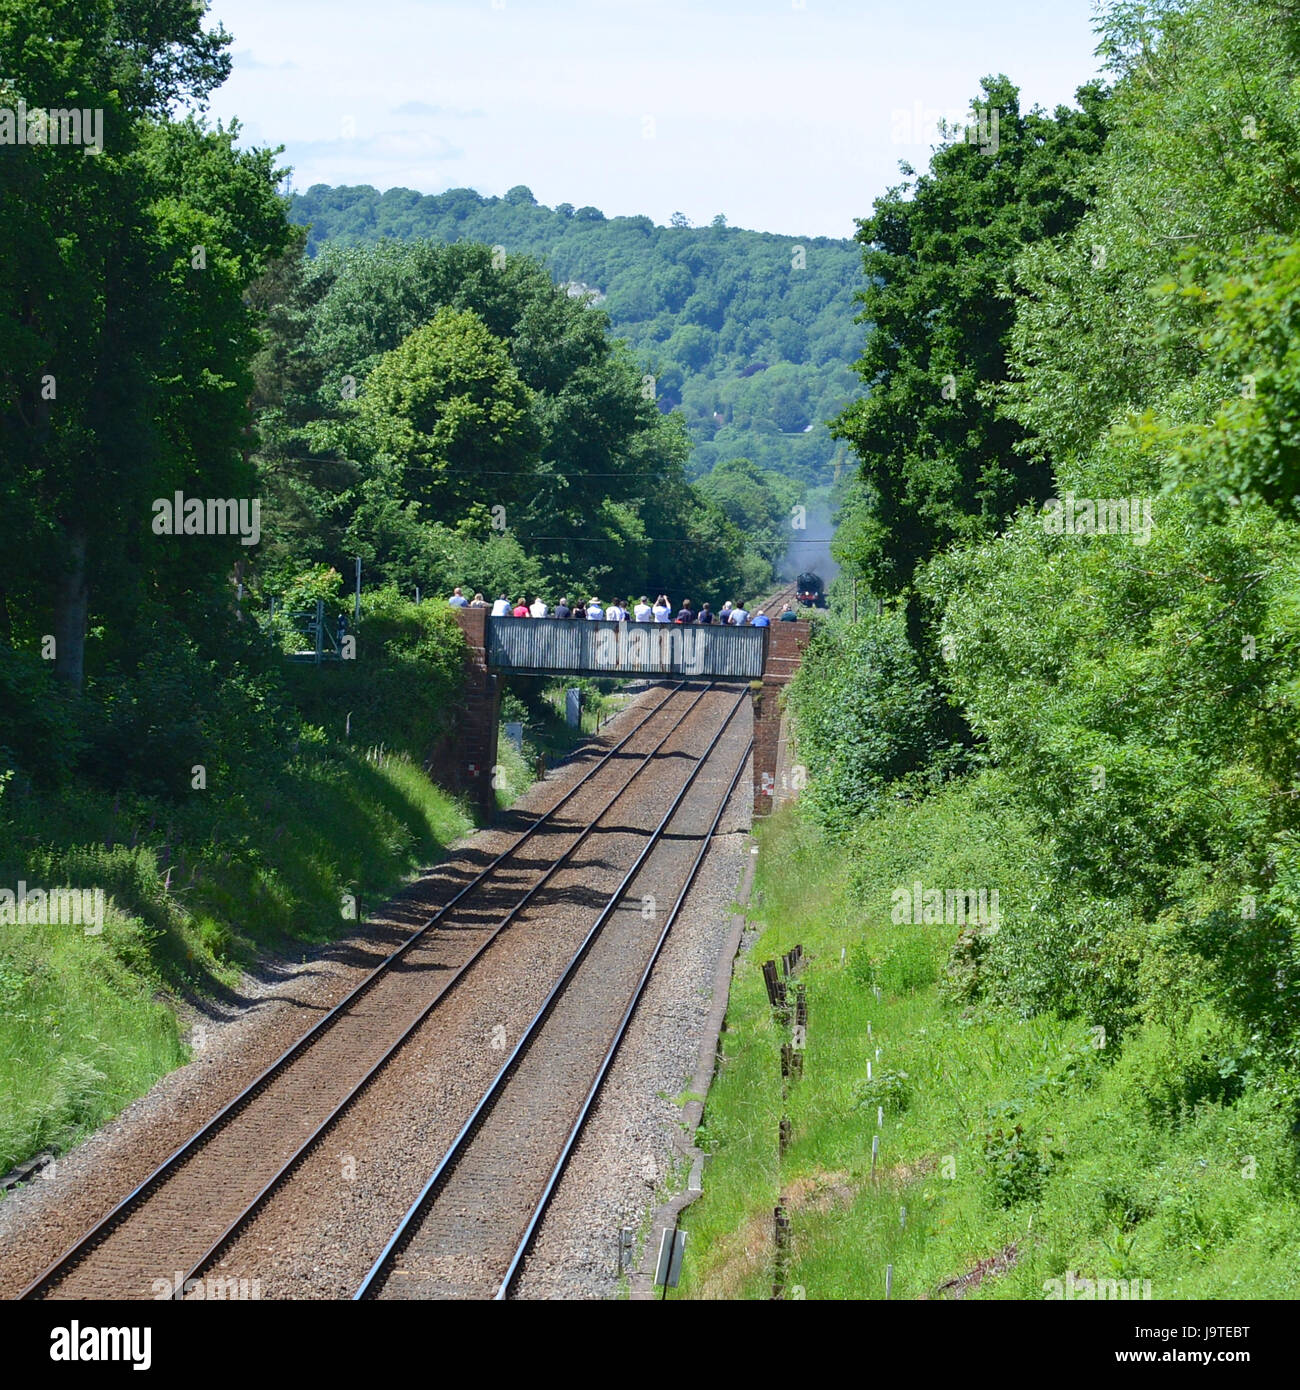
top-left (449, 607), bottom-right (501, 820)
top-left (752, 619), bottom-right (812, 817)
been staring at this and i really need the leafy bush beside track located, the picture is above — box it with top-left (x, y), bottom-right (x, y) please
top-left (685, 0), bottom-right (1300, 1300)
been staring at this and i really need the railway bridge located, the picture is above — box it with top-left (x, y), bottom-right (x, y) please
top-left (447, 608), bottom-right (811, 817)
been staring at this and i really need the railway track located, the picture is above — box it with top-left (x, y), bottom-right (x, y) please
top-left (21, 680), bottom-right (748, 1301)
top-left (756, 581), bottom-right (799, 617)
top-left (357, 692), bottom-right (753, 1300)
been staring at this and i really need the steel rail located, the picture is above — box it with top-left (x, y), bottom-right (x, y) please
top-left (495, 736), bottom-right (753, 1299)
top-left (354, 686), bottom-right (751, 1300)
top-left (20, 679), bottom-right (702, 1300)
top-left (168, 685), bottom-right (734, 1294)
top-left (755, 581), bottom-right (798, 616)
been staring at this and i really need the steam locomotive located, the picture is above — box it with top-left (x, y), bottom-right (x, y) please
top-left (796, 572), bottom-right (826, 608)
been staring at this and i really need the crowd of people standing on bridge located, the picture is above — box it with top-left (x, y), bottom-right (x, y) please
top-left (446, 588), bottom-right (800, 625)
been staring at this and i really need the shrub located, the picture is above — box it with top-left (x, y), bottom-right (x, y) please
top-left (787, 609), bottom-right (965, 834)
top-left (0, 646), bottom-right (82, 787)
top-left (846, 943), bottom-right (877, 991)
top-left (857, 1066), bottom-right (912, 1114)
top-left (878, 931), bottom-right (941, 995)
top-left (982, 1112), bottom-right (1059, 1208)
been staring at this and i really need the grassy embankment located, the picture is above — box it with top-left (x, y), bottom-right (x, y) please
top-left (0, 751), bottom-right (471, 1181)
top-left (674, 783), bottom-right (1300, 1300)
top-left (0, 593), bottom-right (482, 1181)
top-left (494, 677), bottom-right (628, 809)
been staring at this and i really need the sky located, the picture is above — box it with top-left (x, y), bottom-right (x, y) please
top-left (204, 0), bottom-right (1109, 241)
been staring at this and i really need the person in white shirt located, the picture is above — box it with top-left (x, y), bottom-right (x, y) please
top-left (491, 593), bottom-right (511, 617)
top-left (586, 597), bottom-right (604, 620)
top-left (606, 601), bottom-right (626, 622)
top-left (729, 603), bottom-right (749, 625)
top-left (530, 596), bottom-right (548, 618)
top-left (634, 596), bottom-right (653, 622)
top-left (652, 595), bottom-right (672, 623)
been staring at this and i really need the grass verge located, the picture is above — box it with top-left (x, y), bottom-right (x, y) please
top-left (673, 782), bottom-right (1300, 1300)
top-left (0, 747), bottom-right (472, 1180)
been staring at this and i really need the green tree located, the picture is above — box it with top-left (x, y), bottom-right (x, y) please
top-left (702, 458), bottom-right (801, 575)
top-left (0, 0), bottom-right (288, 688)
top-left (831, 76), bottom-right (1109, 601)
top-left (358, 307), bottom-right (539, 514)
top-left (787, 610), bottom-right (964, 834)
top-left (921, 0), bottom-right (1300, 1047)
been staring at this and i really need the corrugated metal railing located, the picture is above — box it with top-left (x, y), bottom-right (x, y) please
top-left (486, 617), bottom-right (768, 678)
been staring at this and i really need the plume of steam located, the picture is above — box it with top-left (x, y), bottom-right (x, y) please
top-left (779, 494), bottom-right (839, 585)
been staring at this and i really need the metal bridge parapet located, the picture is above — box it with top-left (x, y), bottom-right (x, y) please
top-left (484, 616), bottom-right (768, 680)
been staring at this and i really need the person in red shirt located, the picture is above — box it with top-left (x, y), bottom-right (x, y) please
top-left (512, 598), bottom-right (530, 618)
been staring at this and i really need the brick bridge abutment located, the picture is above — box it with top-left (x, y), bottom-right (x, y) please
top-left (448, 607), bottom-right (502, 820)
top-left (750, 619), bottom-right (812, 818)
top-left (448, 606), bottom-right (811, 821)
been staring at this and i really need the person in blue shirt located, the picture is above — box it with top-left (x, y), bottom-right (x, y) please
top-left (448, 587), bottom-right (469, 607)
top-left (752, 609), bottom-right (771, 627)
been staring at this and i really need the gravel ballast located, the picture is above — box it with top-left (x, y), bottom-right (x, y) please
top-left (0, 681), bottom-right (682, 1298)
top-left (0, 679), bottom-right (761, 1303)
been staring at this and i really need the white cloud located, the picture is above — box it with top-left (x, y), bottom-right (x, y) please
top-left (391, 100), bottom-right (485, 118)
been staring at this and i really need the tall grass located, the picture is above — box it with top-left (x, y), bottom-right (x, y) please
top-left (674, 785), bottom-right (1300, 1300)
top-left (0, 747), bottom-right (472, 1178)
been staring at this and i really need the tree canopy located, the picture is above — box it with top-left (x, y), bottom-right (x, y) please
top-left (802, 0), bottom-right (1300, 1069)
top-left (251, 237), bottom-right (757, 606)
top-left (287, 183), bottom-right (863, 487)
top-left (830, 75), bottom-right (1110, 599)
